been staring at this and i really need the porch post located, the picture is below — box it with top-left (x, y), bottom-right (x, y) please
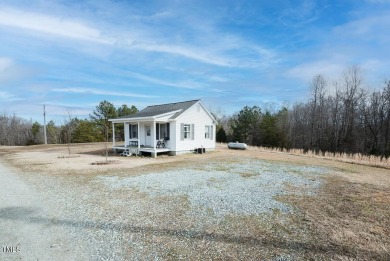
top-left (112, 122), bottom-right (115, 147)
top-left (137, 122), bottom-right (140, 149)
top-left (152, 119), bottom-right (157, 158)
top-left (153, 120), bottom-right (156, 149)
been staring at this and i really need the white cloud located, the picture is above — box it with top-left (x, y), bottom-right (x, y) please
top-left (0, 90), bottom-right (21, 101)
top-left (0, 6), bottom-right (277, 68)
top-left (0, 8), bottom-right (112, 44)
top-left (277, 0), bottom-right (319, 27)
top-left (126, 71), bottom-right (204, 89)
top-left (332, 13), bottom-right (390, 43)
top-left (0, 57), bottom-right (13, 72)
top-left (286, 60), bottom-right (346, 82)
top-left (133, 42), bottom-right (232, 67)
top-left (52, 87), bottom-right (157, 98)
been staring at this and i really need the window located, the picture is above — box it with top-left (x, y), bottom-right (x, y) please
top-left (146, 126), bottom-right (151, 136)
top-left (181, 123), bottom-right (194, 140)
top-left (184, 125), bottom-right (191, 139)
top-left (160, 124), bottom-right (166, 139)
top-left (129, 124), bottom-right (138, 139)
top-left (156, 123), bottom-right (170, 140)
top-left (205, 125), bottom-right (213, 139)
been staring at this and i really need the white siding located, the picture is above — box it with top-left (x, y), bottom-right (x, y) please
top-left (173, 102), bottom-right (216, 152)
top-left (169, 122), bottom-right (177, 151)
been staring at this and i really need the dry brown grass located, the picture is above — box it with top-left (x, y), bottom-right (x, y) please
top-left (279, 176), bottom-right (390, 260)
top-left (249, 145), bottom-right (390, 169)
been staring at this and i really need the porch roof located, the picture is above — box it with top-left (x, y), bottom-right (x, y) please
top-left (109, 109), bottom-right (181, 123)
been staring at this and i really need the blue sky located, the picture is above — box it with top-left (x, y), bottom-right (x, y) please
top-left (1, 0), bottom-right (390, 124)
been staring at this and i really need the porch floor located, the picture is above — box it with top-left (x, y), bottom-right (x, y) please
top-left (112, 145), bottom-right (171, 156)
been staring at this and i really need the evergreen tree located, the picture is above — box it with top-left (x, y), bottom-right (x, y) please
top-left (117, 104), bottom-right (138, 117)
top-left (31, 121), bottom-right (42, 144)
top-left (72, 119), bottom-right (104, 143)
top-left (216, 125), bottom-right (227, 143)
top-left (231, 106), bottom-right (261, 144)
top-left (260, 112), bottom-right (278, 147)
top-left (90, 100), bottom-right (117, 140)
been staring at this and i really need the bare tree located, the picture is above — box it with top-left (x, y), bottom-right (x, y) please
top-left (62, 112), bottom-right (78, 157)
top-left (339, 66), bottom-right (365, 152)
top-left (310, 74), bottom-right (327, 150)
top-left (0, 113), bottom-right (33, 146)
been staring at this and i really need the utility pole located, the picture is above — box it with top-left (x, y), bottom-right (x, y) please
top-left (43, 105), bottom-right (47, 145)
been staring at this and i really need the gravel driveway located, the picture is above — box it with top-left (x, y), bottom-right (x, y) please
top-left (1, 158), bottom-right (328, 260)
top-left (0, 161), bottom-right (89, 260)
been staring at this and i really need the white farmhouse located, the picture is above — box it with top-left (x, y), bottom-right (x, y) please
top-left (109, 99), bottom-right (217, 157)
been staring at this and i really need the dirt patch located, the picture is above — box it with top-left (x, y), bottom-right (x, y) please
top-left (91, 160), bottom-right (118, 165)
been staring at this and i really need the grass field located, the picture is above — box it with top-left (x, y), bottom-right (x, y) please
top-left (0, 143), bottom-right (389, 260)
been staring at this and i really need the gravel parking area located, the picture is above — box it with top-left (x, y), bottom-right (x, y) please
top-left (2, 144), bottom-right (389, 260)
top-left (1, 155), bottom-right (328, 260)
top-left (98, 159), bottom-right (327, 217)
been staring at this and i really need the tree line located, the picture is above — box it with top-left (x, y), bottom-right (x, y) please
top-left (216, 66), bottom-right (390, 157)
top-left (1, 66), bottom-right (389, 157)
top-left (0, 101), bottom-right (138, 146)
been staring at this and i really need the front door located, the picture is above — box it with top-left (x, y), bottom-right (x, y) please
top-left (145, 125), bottom-right (151, 146)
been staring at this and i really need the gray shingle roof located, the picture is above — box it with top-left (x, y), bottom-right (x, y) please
top-left (119, 99), bottom-right (200, 119)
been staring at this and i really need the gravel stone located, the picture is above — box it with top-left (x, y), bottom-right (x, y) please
top-left (98, 159), bottom-right (327, 217)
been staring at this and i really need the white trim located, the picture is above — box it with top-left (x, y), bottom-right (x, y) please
top-left (109, 109), bottom-right (182, 123)
top-left (175, 100), bottom-right (216, 123)
top-left (153, 120), bottom-right (156, 149)
top-left (112, 122), bottom-right (115, 147)
top-left (137, 122), bottom-right (140, 149)
top-left (155, 109), bottom-right (182, 118)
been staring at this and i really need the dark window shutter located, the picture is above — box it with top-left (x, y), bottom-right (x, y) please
top-left (166, 123), bottom-right (170, 140)
top-left (129, 124), bottom-right (132, 139)
top-left (191, 124), bottom-right (195, 140)
top-left (181, 123), bottom-right (184, 141)
top-left (156, 123), bottom-right (160, 140)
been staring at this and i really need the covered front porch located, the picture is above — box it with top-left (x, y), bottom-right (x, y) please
top-left (110, 118), bottom-right (171, 158)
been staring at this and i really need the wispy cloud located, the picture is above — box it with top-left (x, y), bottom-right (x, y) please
top-left (332, 12), bottom-right (390, 43)
top-left (0, 8), bottom-right (111, 44)
top-left (52, 87), bottom-right (157, 98)
top-left (1, 1), bottom-right (389, 123)
top-left (0, 57), bottom-right (13, 72)
top-left (0, 90), bottom-right (21, 101)
top-left (286, 60), bottom-right (347, 82)
top-left (0, 6), bottom-right (276, 68)
top-left (132, 42), bottom-right (232, 67)
top-left (277, 0), bottom-right (319, 27)
top-left (126, 71), bottom-right (204, 90)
